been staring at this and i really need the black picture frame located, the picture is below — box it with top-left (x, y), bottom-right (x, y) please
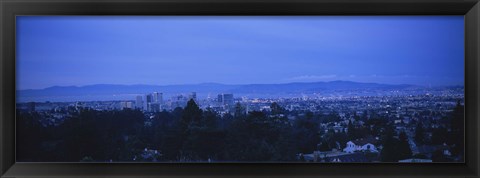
top-left (1, 0), bottom-right (479, 177)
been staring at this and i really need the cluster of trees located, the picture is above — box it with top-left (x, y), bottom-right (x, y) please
top-left (18, 100), bottom-right (316, 162)
top-left (17, 107), bottom-right (146, 161)
top-left (380, 128), bottom-right (412, 162)
top-left (413, 102), bottom-right (465, 162)
top-left (16, 99), bottom-right (464, 162)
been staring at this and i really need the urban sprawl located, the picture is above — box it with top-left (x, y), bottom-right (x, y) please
top-left (17, 88), bottom-right (464, 163)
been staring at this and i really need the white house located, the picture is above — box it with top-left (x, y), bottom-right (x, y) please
top-left (343, 138), bottom-right (378, 153)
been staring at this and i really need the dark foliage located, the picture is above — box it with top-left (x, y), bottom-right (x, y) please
top-left (414, 122), bottom-right (425, 144)
top-left (16, 100), bottom-right (464, 162)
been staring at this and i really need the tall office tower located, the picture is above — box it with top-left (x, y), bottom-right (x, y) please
top-left (152, 92), bottom-right (158, 103)
top-left (152, 92), bottom-right (161, 103)
top-left (158, 92), bottom-right (163, 105)
top-left (217, 94), bottom-right (223, 103)
top-left (217, 93), bottom-right (234, 106)
top-left (136, 95), bottom-right (143, 109)
top-left (145, 94), bottom-right (153, 112)
top-left (171, 94), bottom-right (188, 108)
top-left (119, 101), bottom-right (126, 110)
top-left (120, 101), bottom-right (134, 110)
top-left (126, 101), bottom-right (133, 109)
top-left (223, 94), bottom-right (234, 106)
top-left (150, 92), bottom-right (162, 112)
top-left (151, 92), bottom-right (164, 105)
top-left (146, 94), bottom-right (153, 103)
top-left (150, 103), bottom-right (160, 112)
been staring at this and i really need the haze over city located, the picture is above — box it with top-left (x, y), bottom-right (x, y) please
top-left (16, 16), bottom-right (464, 90)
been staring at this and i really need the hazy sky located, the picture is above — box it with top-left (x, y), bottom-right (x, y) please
top-left (16, 16), bottom-right (464, 90)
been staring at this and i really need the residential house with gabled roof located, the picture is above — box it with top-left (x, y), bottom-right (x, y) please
top-left (343, 137), bottom-right (378, 153)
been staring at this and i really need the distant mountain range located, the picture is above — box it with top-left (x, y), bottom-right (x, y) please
top-left (16, 81), bottom-right (462, 102)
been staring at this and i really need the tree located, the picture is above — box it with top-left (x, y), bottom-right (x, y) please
top-left (161, 127), bottom-right (184, 160)
top-left (361, 110), bottom-right (369, 122)
top-left (270, 102), bottom-right (284, 115)
top-left (414, 122), bottom-right (425, 144)
top-left (182, 99), bottom-right (203, 124)
top-left (366, 117), bottom-right (388, 137)
top-left (243, 111), bottom-right (276, 160)
top-left (450, 101), bottom-right (464, 159)
top-left (294, 113), bottom-right (320, 154)
top-left (305, 111), bottom-right (314, 120)
top-left (16, 111), bottom-right (48, 161)
top-left (321, 112), bottom-right (341, 123)
top-left (181, 107), bottom-right (227, 161)
top-left (318, 140), bottom-right (330, 151)
top-left (234, 102), bottom-right (246, 118)
top-left (380, 126), bottom-right (398, 162)
top-left (224, 111), bottom-right (295, 161)
top-left (347, 120), bottom-right (356, 140)
top-left (203, 108), bottom-right (219, 129)
top-left (397, 132), bottom-right (413, 160)
top-left (329, 132), bottom-right (348, 149)
top-left (431, 127), bottom-right (448, 145)
top-left (353, 112), bottom-right (360, 122)
top-left (181, 126), bottom-right (226, 161)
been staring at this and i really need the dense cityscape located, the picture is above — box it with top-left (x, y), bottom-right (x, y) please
top-left (16, 16), bottom-right (464, 163)
top-left (17, 86), bottom-right (464, 163)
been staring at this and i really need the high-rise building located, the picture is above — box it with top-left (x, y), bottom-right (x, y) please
top-left (146, 94), bottom-right (153, 103)
top-left (150, 103), bottom-right (161, 112)
top-left (152, 92), bottom-right (163, 105)
top-left (223, 94), bottom-right (234, 106)
top-left (218, 93), bottom-right (234, 106)
top-left (171, 94), bottom-right (188, 108)
top-left (159, 92), bottom-right (163, 105)
top-left (145, 94), bottom-right (153, 111)
top-left (120, 101), bottom-right (134, 110)
top-left (136, 95), bottom-right (143, 109)
top-left (218, 94), bottom-right (223, 103)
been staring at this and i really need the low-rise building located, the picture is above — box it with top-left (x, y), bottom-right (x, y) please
top-left (343, 137), bottom-right (378, 153)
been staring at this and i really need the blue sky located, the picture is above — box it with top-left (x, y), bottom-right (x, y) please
top-left (16, 16), bottom-right (464, 90)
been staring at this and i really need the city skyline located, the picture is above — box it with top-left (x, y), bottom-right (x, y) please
top-left (17, 80), bottom-right (464, 103)
top-left (17, 16), bottom-right (464, 90)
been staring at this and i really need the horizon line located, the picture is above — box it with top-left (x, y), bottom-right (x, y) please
top-left (17, 80), bottom-right (465, 91)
